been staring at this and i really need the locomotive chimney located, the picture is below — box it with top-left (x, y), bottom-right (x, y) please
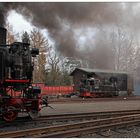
top-left (0, 27), bottom-right (7, 45)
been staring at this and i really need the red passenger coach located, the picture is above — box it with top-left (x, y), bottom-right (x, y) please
top-left (33, 83), bottom-right (74, 96)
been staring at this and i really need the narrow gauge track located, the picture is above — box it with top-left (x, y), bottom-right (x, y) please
top-left (1, 114), bottom-right (140, 137)
top-left (1, 110), bottom-right (140, 129)
top-left (48, 96), bottom-right (140, 103)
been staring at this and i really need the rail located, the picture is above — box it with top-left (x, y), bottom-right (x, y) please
top-left (48, 96), bottom-right (140, 103)
top-left (1, 109), bottom-right (140, 128)
top-left (0, 111), bottom-right (140, 137)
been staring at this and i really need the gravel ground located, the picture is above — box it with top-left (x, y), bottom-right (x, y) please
top-left (40, 100), bottom-right (140, 116)
top-left (2, 99), bottom-right (140, 138)
top-left (39, 100), bottom-right (140, 138)
top-left (80, 126), bottom-right (140, 138)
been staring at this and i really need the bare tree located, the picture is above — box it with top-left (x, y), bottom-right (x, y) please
top-left (6, 22), bottom-right (16, 44)
top-left (30, 28), bottom-right (49, 83)
top-left (22, 31), bottom-right (30, 44)
top-left (111, 27), bottom-right (136, 73)
top-left (46, 48), bottom-right (61, 85)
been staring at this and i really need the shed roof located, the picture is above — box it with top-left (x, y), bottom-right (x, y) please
top-left (70, 67), bottom-right (128, 76)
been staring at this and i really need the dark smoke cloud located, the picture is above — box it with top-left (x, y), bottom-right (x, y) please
top-left (0, 3), bottom-right (9, 26)
top-left (82, 29), bottom-right (116, 69)
top-left (1, 2), bottom-right (124, 56)
top-left (0, 2), bottom-right (139, 69)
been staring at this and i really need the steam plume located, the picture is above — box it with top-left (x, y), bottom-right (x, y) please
top-left (0, 2), bottom-right (139, 69)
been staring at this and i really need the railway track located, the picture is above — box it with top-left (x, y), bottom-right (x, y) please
top-left (1, 109), bottom-right (140, 128)
top-left (48, 96), bottom-right (140, 103)
top-left (0, 113), bottom-right (140, 137)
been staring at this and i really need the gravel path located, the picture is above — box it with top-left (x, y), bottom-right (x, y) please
top-left (80, 126), bottom-right (140, 138)
top-left (40, 100), bottom-right (140, 138)
top-left (40, 100), bottom-right (140, 116)
top-left (2, 100), bottom-right (140, 138)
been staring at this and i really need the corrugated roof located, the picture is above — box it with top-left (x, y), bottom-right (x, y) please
top-left (70, 67), bottom-right (128, 75)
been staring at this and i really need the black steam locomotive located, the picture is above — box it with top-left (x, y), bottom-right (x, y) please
top-left (71, 68), bottom-right (132, 98)
top-left (0, 27), bottom-right (46, 122)
top-left (79, 76), bottom-right (119, 98)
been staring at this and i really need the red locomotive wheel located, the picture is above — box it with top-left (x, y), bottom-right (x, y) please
top-left (3, 106), bottom-right (18, 122)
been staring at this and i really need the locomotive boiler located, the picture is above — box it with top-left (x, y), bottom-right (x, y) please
top-left (0, 27), bottom-right (46, 122)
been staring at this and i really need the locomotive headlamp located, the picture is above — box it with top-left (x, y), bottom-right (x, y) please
top-left (31, 48), bottom-right (39, 57)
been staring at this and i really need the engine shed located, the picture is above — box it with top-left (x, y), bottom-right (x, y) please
top-left (70, 68), bottom-right (133, 96)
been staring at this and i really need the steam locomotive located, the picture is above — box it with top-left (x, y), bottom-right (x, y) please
top-left (71, 68), bottom-right (133, 98)
top-left (79, 76), bottom-right (119, 98)
top-left (0, 27), bottom-right (47, 122)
